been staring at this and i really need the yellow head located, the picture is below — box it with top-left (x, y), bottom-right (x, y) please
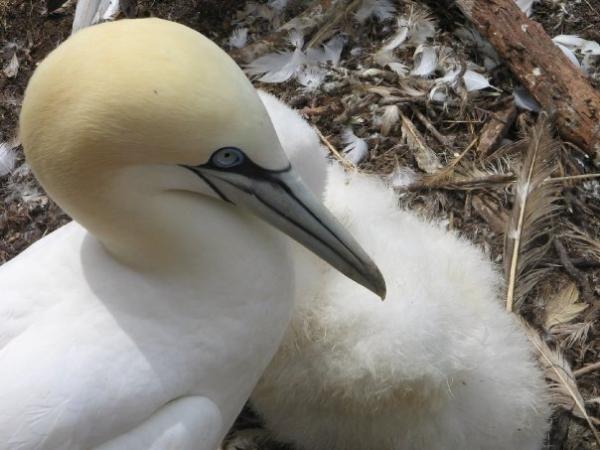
top-left (20, 18), bottom-right (385, 298)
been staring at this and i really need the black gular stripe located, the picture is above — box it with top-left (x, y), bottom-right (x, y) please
top-left (182, 165), bottom-right (233, 204)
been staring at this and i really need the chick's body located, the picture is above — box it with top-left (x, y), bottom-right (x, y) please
top-left (251, 95), bottom-right (550, 450)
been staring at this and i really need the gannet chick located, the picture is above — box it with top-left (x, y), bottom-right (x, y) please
top-left (1, 19), bottom-right (385, 450)
top-left (247, 94), bottom-right (550, 450)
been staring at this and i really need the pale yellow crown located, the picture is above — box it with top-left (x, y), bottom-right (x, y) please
top-left (19, 18), bottom-right (285, 204)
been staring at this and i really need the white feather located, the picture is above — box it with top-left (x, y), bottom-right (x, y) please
top-left (246, 48), bottom-right (306, 83)
top-left (297, 67), bottom-right (327, 91)
top-left (463, 69), bottom-right (491, 92)
top-left (354, 0), bottom-right (395, 23)
top-left (228, 28), bottom-right (248, 49)
top-left (380, 105), bottom-right (400, 136)
top-left (288, 29), bottom-right (304, 49)
top-left (554, 43), bottom-right (581, 69)
top-left (411, 45), bottom-right (437, 77)
top-left (341, 128), bottom-right (368, 164)
top-left (403, 13), bottom-right (436, 46)
top-left (389, 165), bottom-right (417, 188)
top-left (0, 141), bottom-right (17, 177)
top-left (3, 53), bottom-right (19, 78)
top-left (514, 86), bottom-right (541, 112)
top-left (515, 0), bottom-right (539, 16)
top-left (552, 34), bottom-right (588, 49)
top-left (72, 0), bottom-right (118, 32)
top-left (267, 0), bottom-right (289, 12)
top-left (552, 35), bottom-right (600, 74)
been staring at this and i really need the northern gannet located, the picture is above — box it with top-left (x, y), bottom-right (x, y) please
top-left (1, 18), bottom-right (385, 450)
top-left (245, 93), bottom-right (551, 450)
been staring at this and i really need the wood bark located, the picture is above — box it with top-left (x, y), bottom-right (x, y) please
top-left (477, 103), bottom-right (517, 160)
top-left (454, 0), bottom-right (600, 160)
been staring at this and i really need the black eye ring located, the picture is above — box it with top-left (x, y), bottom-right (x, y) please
top-left (211, 147), bottom-right (245, 169)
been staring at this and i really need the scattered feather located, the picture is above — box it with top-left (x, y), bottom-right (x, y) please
top-left (504, 115), bottom-right (560, 312)
top-left (341, 128), bottom-right (368, 164)
top-left (554, 43), bottom-right (581, 69)
top-left (513, 86), bottom-right (541, 112)
top-left (553, 34), bottom-right (588, 49)
top-left (246, 48), bottom-right (306, 83)
top-left (229, 28), bottom-right (248, 49)
top-left (246, 35), bottom-right (343, 88)
top-left (515, 0), bottom-right (539, 17)
top-left (402, 9), bottom-right (436, 46)
top-left (552, 35), bottom-right (600, 75)
top-left (544, 282), bottom-right (588, 329)
top-left (3, 53), bottom-right (19, 78)
top-left (381, 26), bottom-right (409, 52)
top-left (373, 47), bottom-right (408, 76)
top-left (354, 0), bottom-right (395, 23)
top-left (411, 45), bottom-right (437, 78)
top-left (462, 70), bottom-right (491, 92)
top-left (400, 113), bottom-right (441, 173)
top-left (522, 320), bottom-right (600, 445)
top-left (101, 0), bottom-right (119, 20)
top-left (0, 141), bottom-right (18, 177)
top-left (389, 165), bottom-right (418, 188)
top-left (380, 105), bottom-right (400, 136)
top-left (267, 0), bottom-right (289, 12)
top-left (72, 0), bottom-right (118, 32)
top-left (297, 67), bottom-right (327, 91)
top-left (288, 29), bottom-right (304, 49)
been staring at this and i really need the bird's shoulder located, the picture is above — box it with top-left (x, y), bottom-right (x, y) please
top-left (0, 221), bottom-right (89, 348)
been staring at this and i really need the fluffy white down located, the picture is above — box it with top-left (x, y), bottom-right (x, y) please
top-left (252, 96), bottom-right (550, 450)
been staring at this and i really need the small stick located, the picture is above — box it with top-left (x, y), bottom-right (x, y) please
top-left (313, 126), bottom-right (355, 169)
top-left (411, 107), bottom-right (450, 146)
top-left (574, 361), bottom-right (600, 378)
top-left (545, 173), bottom-right (600, 183)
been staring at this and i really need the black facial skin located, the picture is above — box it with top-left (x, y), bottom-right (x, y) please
top-left (182, 147), bottom-right (291, 204)
top-left (181, 147), bottom-right (364, 277)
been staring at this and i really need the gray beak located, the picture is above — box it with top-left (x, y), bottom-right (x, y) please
top-left (187, 160), bottom-right (386, 299)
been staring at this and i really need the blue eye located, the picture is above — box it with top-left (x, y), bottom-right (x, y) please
top-left (211, 147), bottom-right (245, 169)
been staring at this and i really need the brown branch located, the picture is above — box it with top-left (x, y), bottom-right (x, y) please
top-left (453, 0), bottom-right (600, 158)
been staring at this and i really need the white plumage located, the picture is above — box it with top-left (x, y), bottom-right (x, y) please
top-left (1, 19), bottom-right (384, 450)
top-left (250, 93), bottom-right (551, 450)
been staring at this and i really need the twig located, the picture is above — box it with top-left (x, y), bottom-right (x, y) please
top-left (411, 107), bottom-right (450, 146)
top-left (545, 173), bottom-right (600, 183)
top-left (574, 361), bottom-right (600, 378)
top-left (312, 126), bottom-right (355, 169)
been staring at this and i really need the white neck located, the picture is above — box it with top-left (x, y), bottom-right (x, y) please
top-left (72, 164), bottom-right (296, 424)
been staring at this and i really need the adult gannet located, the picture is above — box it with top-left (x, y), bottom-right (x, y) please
top-left (245, 94), bottom-right (551, 450)
top-left (1, 18), bottom-right (385, 450)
